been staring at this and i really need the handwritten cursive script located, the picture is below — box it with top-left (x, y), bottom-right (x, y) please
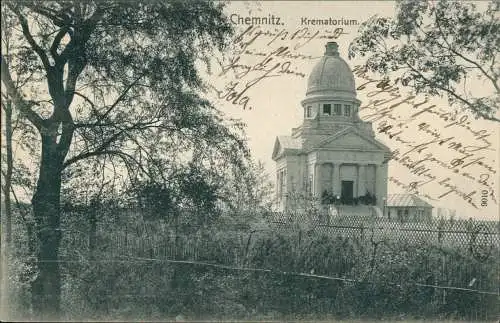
top-left (210, 25), bottom-right (349, 111)
top-left (354, 66), bottom-right (497, 212)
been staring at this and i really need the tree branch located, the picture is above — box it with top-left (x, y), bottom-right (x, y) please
top-left (8, 3), bottom-right (51, 71)
top-left (56, 111), bottom-right (75, 158)
top-left (62, 149), bottom-right (149, 179)
top-left (448, 46), bottom-right (499, 93)
top-left (50, 26), bottom-right (70, 62)
top-left (22, 4), bottom-right (68, 27)
top-left (404, 60), bottom-right (500, 122)
top-left (62, 129), bottom-right (126, 169)
top-left (73, 91), bottom-right (96, 112)
top-left (434, 13), bottom-right (499, 93)
top-left (63, 117), bottom-right (179, 169)
top-left (1, 57), bottom-right (45, 130)
top-left (64, 58), bottom-right (86, 107)
top-left (92, 74), bottom-right (146, 126)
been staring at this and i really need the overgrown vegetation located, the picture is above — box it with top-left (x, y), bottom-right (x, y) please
top-left (5, 202), bottom-right (499, 321)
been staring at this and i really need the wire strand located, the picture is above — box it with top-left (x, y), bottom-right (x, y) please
top-left (37, 255), bottom-right (499, 296)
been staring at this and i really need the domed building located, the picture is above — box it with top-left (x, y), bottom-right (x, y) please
top-left (272, 42), bottom-right (391, 213)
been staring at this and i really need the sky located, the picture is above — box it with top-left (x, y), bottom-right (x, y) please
top-left (203, 1), bottom-right (499, 220)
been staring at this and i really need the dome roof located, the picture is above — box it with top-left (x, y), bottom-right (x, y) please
top-left (306, 42), bottom-right (356, 99)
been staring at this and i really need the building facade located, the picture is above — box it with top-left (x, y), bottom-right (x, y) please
top-left (272, 42), bottom-right (391, 212)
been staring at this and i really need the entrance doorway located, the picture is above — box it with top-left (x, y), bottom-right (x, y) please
top-left (341, 180), bottom-right (354, 204)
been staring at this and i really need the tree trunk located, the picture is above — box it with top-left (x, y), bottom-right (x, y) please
top-left (3, 99), bottom-right (13, 244)
top-left (88, 199), bottom-right (98, 260)
top-left (1, 98), bottom-right (14, 319)
top-left (30, 135), bottom-right (64, 319)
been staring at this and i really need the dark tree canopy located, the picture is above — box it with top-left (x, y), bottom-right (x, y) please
top-left (349, 0), bottom-right (499, 122)
top-left (1, 0), bottom-right (245, 173)
top-left (1, 0), bottom-right (253, 317)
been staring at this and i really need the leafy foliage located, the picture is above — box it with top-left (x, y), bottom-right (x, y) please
top-left (7, 203), bottom-right (499, 321)
top-left (1, 0), bottom-right (251, 316)
top-left (66, 215), bottom-right (500, 320)
top-left (349, 0), bottom-right (500, 121)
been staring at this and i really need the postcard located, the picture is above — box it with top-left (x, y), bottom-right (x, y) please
top-left (1, 0), bottom-right (498, 322)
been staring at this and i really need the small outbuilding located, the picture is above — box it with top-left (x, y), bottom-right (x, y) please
top-left (384, 194), bottom-right (433, 222)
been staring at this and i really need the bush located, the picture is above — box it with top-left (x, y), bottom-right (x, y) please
top-left (10, 207), bottom-right (499, 321)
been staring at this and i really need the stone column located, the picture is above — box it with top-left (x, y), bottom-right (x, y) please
top-left (375, 163), bottom-right (388, 209)
top-left (357, 164), bottom-right (366, 197)
top-left (314, 163), bottom-right (321, 197)
top-left (330, 163), bottom-right (335, 193)
top-left (332, 163), bottom-right (341, 197)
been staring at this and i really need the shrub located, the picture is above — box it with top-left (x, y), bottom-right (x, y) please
top-left (11, 207), bottom-right (499, 321)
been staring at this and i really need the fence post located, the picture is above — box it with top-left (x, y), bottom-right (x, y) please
top-left (441, 255), bottom-right (446, 305)
top-left (437, 218), bottom-right (444, 244)
top-left (125, 226), bottom-right (128, 249)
